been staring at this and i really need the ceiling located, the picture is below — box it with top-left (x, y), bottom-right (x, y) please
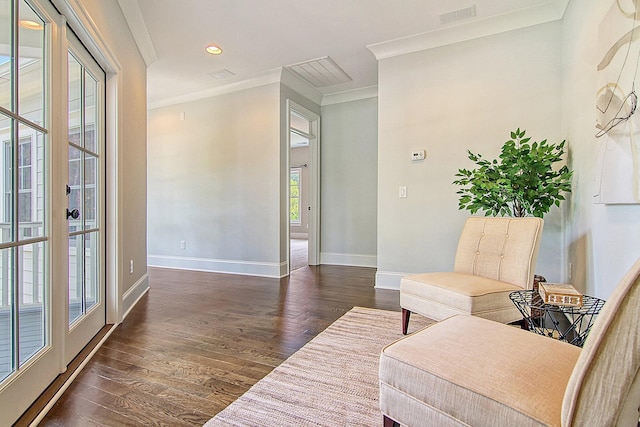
top-left (117, 0), bottom-right (569, 108)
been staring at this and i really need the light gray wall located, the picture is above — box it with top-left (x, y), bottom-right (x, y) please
top-left (79, 0), bottom-right (148, 314)
top-left (321, 97), bottom-right (378, 267)
top-left (376, 22), bottom-right (564, 288)
top-left (147, 84), bottom-right (283, 276)
top-left (562, 1), bottom-right (640, 299)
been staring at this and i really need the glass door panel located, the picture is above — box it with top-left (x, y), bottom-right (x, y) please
top-left (65, 29), bottom-right (104, 362)
top-left (0, 1), bottom-right (58, 425)
top-left (18, 0), bottom-right (44, 124)
top-left (18, 241), bottom-right (45, 364)
top-left (0, 1), bottom-right (11, 111)
top-left (0, 248), bottom-right (13, 382)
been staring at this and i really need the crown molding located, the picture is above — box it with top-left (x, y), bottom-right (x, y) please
top-left (116, 0), bottom-right (158, 66)
top-left (321, 85), bottom-right (378, 106)
top-left (148, 68), bottom-right (283, 109)
top-left (367, 0), bottom-right (570, 60)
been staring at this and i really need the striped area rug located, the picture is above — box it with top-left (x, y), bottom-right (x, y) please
top-left (204, 307), bottom-right (435, 426)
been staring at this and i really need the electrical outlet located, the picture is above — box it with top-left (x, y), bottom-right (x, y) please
top-left (129, 259), bottom-right (134, 274)
top-left (180, 240), bottom-right (186, 250)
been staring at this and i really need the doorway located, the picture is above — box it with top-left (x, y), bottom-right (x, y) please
top-left (287, 101), bottom-right (319, 273)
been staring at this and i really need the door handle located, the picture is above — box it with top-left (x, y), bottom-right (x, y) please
top-left (66, 209), bottom-right (80, 220)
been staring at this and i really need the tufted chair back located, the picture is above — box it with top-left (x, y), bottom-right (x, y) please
top-left (453, 216), bottom-right (544, 290)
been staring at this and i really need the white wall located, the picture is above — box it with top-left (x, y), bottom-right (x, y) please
top-left (376, 22), bottom-right (565, 288)
top-left (562, 0), bottom-right (640, 298)
top-left (147, 84), bottom-right (283, 277)
top-left (75, 0), bottom-right (148, 317)
top-left (320, 97), bottom-right (378, 267)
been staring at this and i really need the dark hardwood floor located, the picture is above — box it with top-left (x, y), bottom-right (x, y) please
top-left (27, 265), bottom-right (399, 426)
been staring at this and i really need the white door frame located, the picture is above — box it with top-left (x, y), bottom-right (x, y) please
top-left (286, 100), bottom-right (320, 269)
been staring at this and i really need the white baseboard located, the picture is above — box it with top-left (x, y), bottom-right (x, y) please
top-left (122, 273), bottom-right (149, 320)
top-left (375, 271), bottom-right (409, 290)
top-left (148, 254), bottom-right (286, 278)
top-left (320, 252), bottom-right (377, 268)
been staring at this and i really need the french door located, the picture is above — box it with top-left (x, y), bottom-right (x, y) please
top-left (64, 29), bottom-right (105, 364)
top-left (0, 1), bottom-right (106, 424)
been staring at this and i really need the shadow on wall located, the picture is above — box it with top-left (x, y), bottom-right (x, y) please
top-left (569, 234), bottom-right (590, 294)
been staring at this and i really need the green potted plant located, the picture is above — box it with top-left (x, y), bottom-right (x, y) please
top-left (453, 128), bottom-right (573, 218)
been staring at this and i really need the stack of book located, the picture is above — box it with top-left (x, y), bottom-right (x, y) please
top-left (538, 283), bottom-right (583, 307)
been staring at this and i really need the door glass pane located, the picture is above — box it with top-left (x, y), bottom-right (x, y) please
top-left (0, 114), bottom-right (12, 244)
top-left (68, 234), bottom-right (81, 325)
top-left (18, 0), bottom-right (44, 125)
top-left (84, 155), bottom-right (96, 229)
top-left (18, 125), bottom-right (44, 240)
top-left (68, 146), bottom-right (81, 233)
top-left (84, 73), bottom-right (97, 153)
top-left (18, 241), bottom-right (44, 366)
top-left (68, 54), bottom-right (81, 146)
top-left (84, 231), bottom-right (97, 311)
top-left (0, 0), bottom-right (11, 112)
top-left (0, 248), bottom-right (13, 381)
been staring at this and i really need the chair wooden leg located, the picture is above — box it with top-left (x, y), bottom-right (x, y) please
top-left (383, 414), bottom-right (399, 427)
top-left (402, 308), bottom-right (411, 335)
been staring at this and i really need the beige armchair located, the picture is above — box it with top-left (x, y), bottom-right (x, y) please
top-left (400, 216), bottom-right (544, 334)
top-left (380, 257), bottom-right (640, 427)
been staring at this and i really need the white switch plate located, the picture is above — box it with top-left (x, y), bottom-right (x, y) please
top-left (399, 186), bottom-right (407, 198)
top-left (411, 150), bottom-right (426, 161)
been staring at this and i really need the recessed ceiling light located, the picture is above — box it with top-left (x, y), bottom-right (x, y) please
top-left (19, 20), bottom-right (43, 30)
top-left (205, 45), bottom-right (223, 55)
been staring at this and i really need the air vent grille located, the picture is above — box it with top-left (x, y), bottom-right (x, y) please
top-left (286, 56), bottom-right (351, 88)
top-left (208, 69), bottom-right (235, 80)
top-left (440, 5), bottom-right (477, 25)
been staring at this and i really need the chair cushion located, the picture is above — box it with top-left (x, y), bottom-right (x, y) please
top-left (400, 272), bottom-right (522, 322)
top-left (380, 315), bottom-right (581, 427)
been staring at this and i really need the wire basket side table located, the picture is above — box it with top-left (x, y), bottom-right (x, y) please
top-left (509, 289), bottom-right (606, 347)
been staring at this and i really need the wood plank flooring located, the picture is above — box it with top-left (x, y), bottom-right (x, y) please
top-left (28, 265), bottom-right (399, 426)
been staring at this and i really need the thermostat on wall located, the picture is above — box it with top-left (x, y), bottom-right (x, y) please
top-left (411, 150), bottom-right (426, 161)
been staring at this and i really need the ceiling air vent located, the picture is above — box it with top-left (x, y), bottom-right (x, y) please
top-left (208, 69), bottom-right (235, 80)
top-left (286, 56), bottom-right (351, 88)
top-left (439, 5), bottom-right (477, 25)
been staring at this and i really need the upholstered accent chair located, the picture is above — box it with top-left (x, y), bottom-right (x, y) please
top-left (400, 216), bottom-right (544, 334)
top-left (380, 257), bottom-right (640, 427)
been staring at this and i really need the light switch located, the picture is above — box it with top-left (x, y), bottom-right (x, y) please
top-left (411, 150), bottom-right (426, 161)
top-left (399, 186), bottom-right (407, 198)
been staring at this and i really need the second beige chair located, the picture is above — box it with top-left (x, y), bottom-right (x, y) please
top-left (400, 216), bottom-right (544, 334)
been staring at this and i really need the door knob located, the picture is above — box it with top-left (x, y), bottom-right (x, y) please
top-left (66, 209), bottom-right (80, 220)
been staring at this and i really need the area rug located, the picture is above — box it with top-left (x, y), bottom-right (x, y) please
top-left (203, 306), bottom-right (435, 426)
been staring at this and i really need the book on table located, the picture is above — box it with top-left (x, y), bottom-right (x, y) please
top-left (538, 283), bottom-right (583, 307)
